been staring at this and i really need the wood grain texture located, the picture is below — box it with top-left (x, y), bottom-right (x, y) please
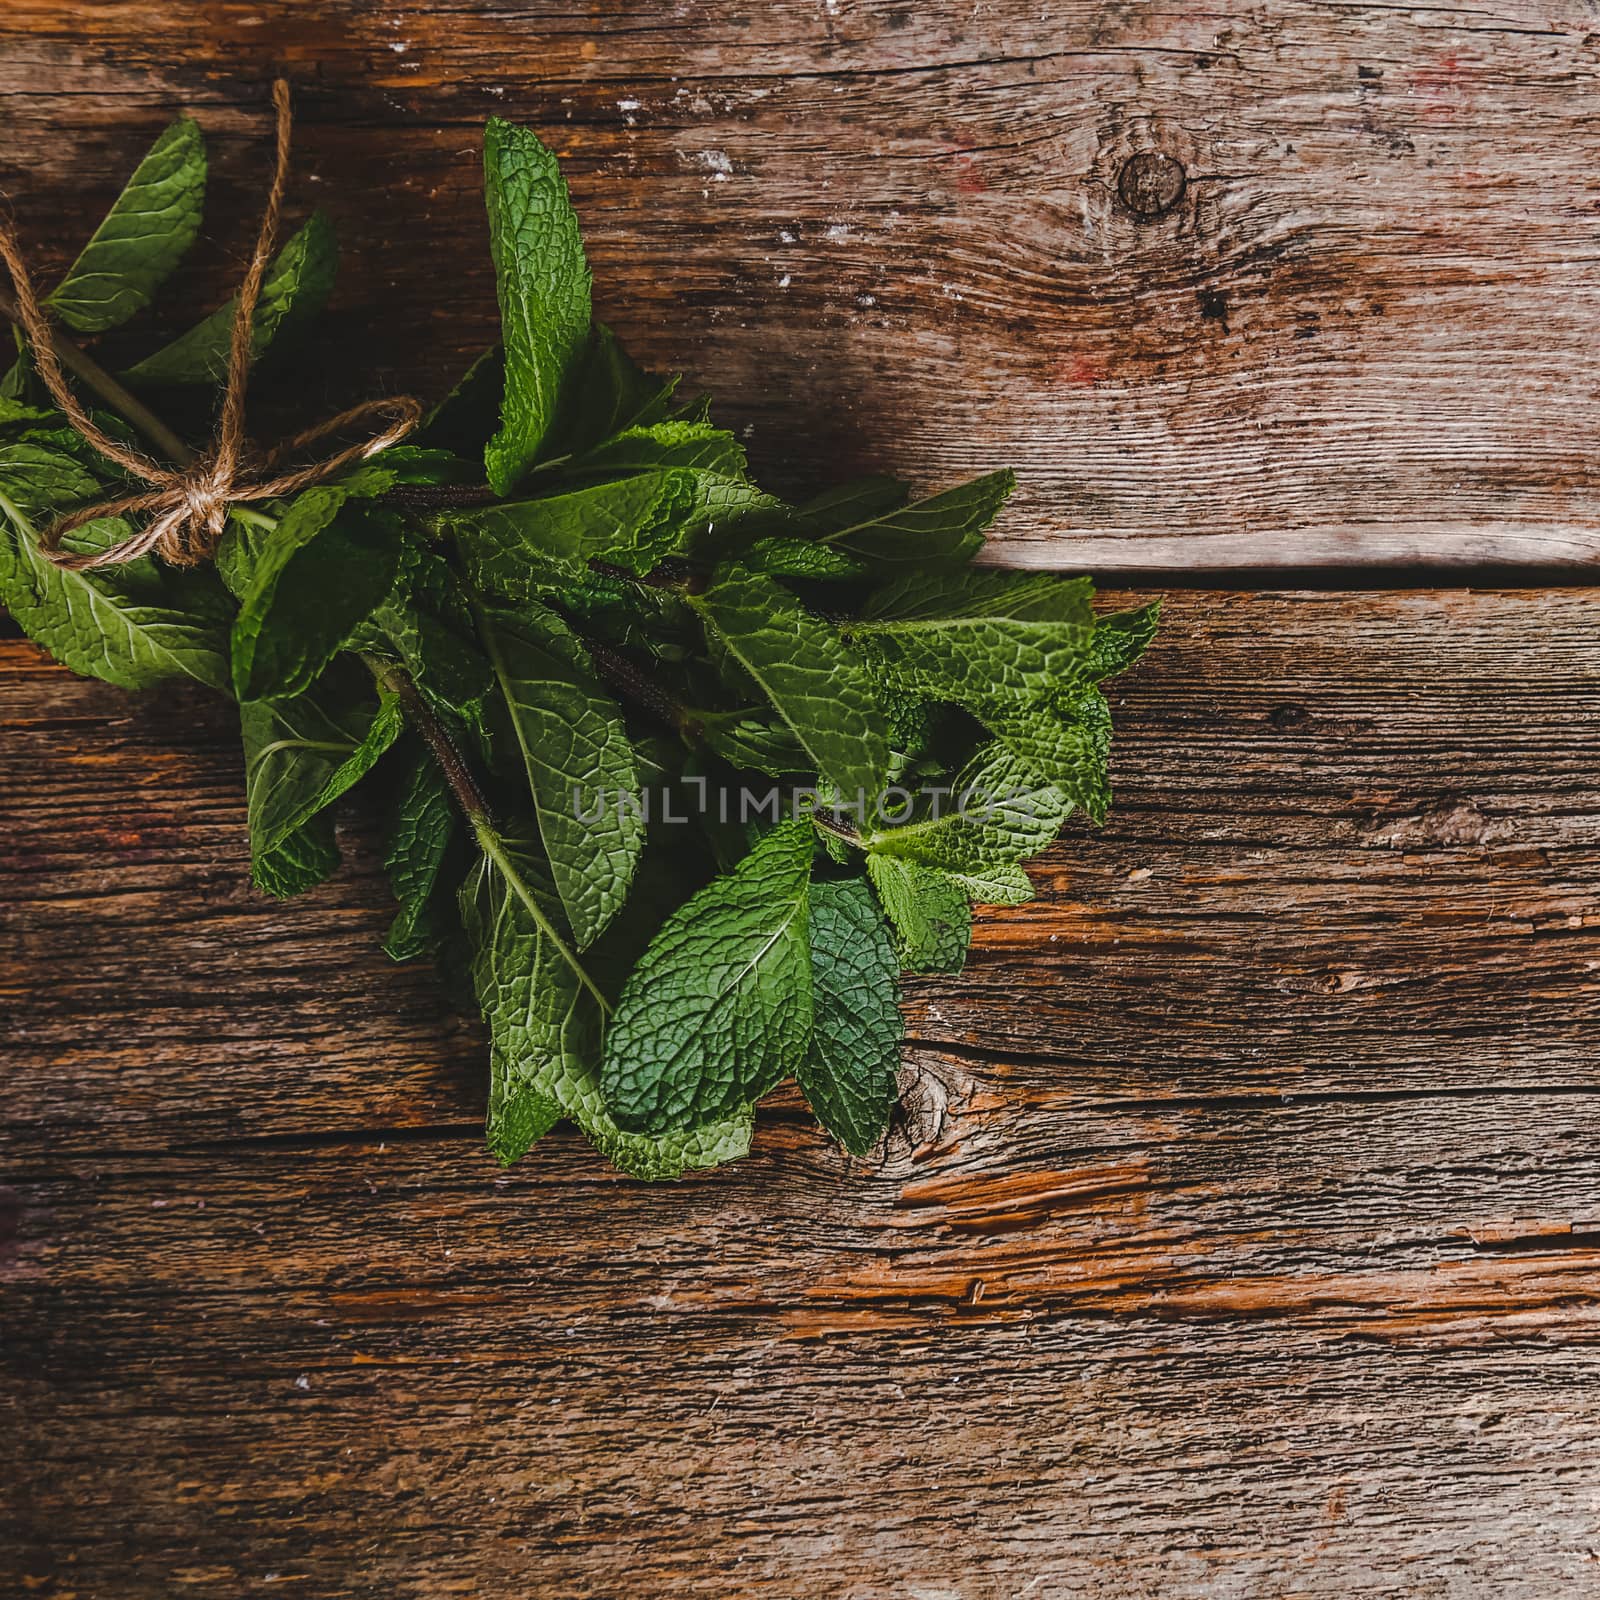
top-left (6, 591), bottom-right (1600, 1597)
top-left (2, 2), bottom-right (1600, 568)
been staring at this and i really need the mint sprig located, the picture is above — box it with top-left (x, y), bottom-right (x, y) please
top-left (0, 107), bottom-right (1157, 1178)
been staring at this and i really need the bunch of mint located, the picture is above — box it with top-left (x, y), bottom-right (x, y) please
top-left (0, 112), bottom-right (1156, 1178)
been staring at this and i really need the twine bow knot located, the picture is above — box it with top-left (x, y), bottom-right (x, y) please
top-left (0, 80), bottom-right (420, 572)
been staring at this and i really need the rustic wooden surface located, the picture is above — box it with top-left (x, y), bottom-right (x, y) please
top-left (3, 1), bottom-right (1600, 568)
top-left (7, 594), bottom-right (1600, 1597)
top-left (5, 5), bottom-right (1600, 1597)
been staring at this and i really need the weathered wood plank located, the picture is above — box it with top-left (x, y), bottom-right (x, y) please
top-left (5, 591), bottom-right (1597, 1158)
top-left (5, 591), bottom-right (1600, 1594)
top-left (2, 2), bottom-right (1599, 568)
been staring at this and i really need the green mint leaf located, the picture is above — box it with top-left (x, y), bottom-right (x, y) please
top-left (949, 861), bottom-right (1035, 906)
top-left (797, 469), bottom-right (1013, 572)
top-left (865, 854), bottom-right (972, 974)
top-left (351, 537), bottom-right (493, 720)
top-left (332, 445), bottom-right (482, 501)
top-left (485, 1067), bottom-right (564, 1168)
top-left (230, 491), bottom-right (402, 703)
top-left (692, 706), bottom-right (809, 777)
top-left (540, 323), bottom-right (677, 459)
top-left (975, 685), bottom-right (1113, 823)
top-left (796, 877), bottom-right (904, 1155)
top-left (864, 742), bottom-right (1070, 873)
top-left (690, 563), bottom-right (889, 800)
top-left (482, 118), bottom-right (592, 496)
top-left (849, 568), bottom-right (1095, 705)
top-left (418, 345), bottom-right (504, 459)
top-left (742, 536), bottom-right (866, 580)
top-left (574, 420), bottom-right (747, 479)
top-left (477, 600), bottom-right (644, 948)
top-left (565, 422), bottom-right (783, 547)
top-left (46, 117), bottom-right (206, 333)
top-left (795, 475), bottom-right (909, 531)
top-left (381, 740), bottom-right (464, 962)
top-left (602, 818), bottom-right (815, 1134)
top-left (123, 212), bottom-right (337, 385)
top-left (463, 826), bottom-right (752, 1177)
top-left (1088, 600), bottom-right (1161, 680)
top-left (241, 665), bottom-right (403, 896)
top-left (0, 398), bottom-right (58, 429)
top-left (0, 444), bottom-right (228, 691)
top-left (449, 472), bottom-right (696, 594)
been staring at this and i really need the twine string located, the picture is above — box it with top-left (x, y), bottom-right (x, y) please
top-left (0, 80), bottom-right (421, 571)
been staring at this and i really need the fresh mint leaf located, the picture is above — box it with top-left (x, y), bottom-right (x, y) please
top-left (864, 742), bottom-right (1070, 873)
top-left (795, 469), bottom-right (1013, 572)
top-left (949, 861), bottom-right (1035, 906)
top-left (848, 568), bottom-right (1095, 705)
top-left (463, 825), bottom-right (752, 1177)
top-left (419, 345), bottom-right (504, 458)
top-left (477, 599), bottom-right (644, 948)
top-left (241, 665), bottom-right (403, 895)
top-left (541, 323), bottom-right (676, 458)
top-left (349, 537), bottom-right (493, 727)
top-left (692, 706), bottom-right (809, 776)
top-left (482, 117), bottom-right (591, 495)
top-left (743, 536), bottom-right (866, 580)
top-left (865, 854), bottom-right (972, 974)
top-left (690, 563), bottom-right (889, 800)
top-left (0, 398), bottom-right (55, 429)
top-left (47, 117), bottom-right (206, 333)
top-left (1088, 600), bottom-right (1161, 680)
top-left (796, 877), bottom-right (903, 1156)
top-left (231, 490), bottom-right (402, 703)
top-left (601, 818), bottom-right (814, 1134)
top-left (975, 685), bottom-right (1113, 823)
top-left (381, 740), bottom-right (464, 962)
top-left (0, 444), bottom-right (229, 690)
top-left (123, 212), bottom-right (337, 385)
top-left (449, 471), bottom-right (696, 593)
top-left (575, 420), bottom-right (747, 479)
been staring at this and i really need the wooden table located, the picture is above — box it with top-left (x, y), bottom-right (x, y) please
top-left (4, 6), bottom-right (1600, 1595)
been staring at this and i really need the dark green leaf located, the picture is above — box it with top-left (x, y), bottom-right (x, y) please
top-left (949, 861), bottom-right (1034, 906)
top-left (975, 685), bottom-right (1113, 823)
top-left (462, 824), bottom-right (751, 1176)
top-left (381, 740), bottom-right (465, 962)
top-left (541, 322), bottom-right (676, 459)
top-left (0, 444), bottom-right (228, 691)
top-left (123, 212), bottom-right (338, 385)
top-left (742, 536), bottom-right (866, 580)
top-left (849, 567), bottom-right (1095, 705)
top-left (240, 665), bottom-right (403, 895)
top-left (693, 706), bottom-right (809, 776)
top-left (478, 600), bottom-right (644, 948)
top-left (865, 854), bottom-right (972, 973)
top-left (796, 877), bottom-right (904, 1155)
top-left (448, 471), bottom-right (698, 592)
top-left (47, 117), bottom-right (206, 333)
top-left (1088, 599), bottom-right (1161, 681)
top-left (863, 742), bottom-right (1071, 873)
top-left (231, 490), bottom-right (402, 703)
top-left (602, 818), bottom-right (814, 1134)
top-left (795, 469), bottom-right (1013, 572)
top-left (482, 118), bottom-right (592, 495)
top-left (690, 563), bottom-right (888, 800)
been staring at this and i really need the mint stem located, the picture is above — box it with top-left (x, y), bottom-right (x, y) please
top-left (583, 635), bottom-right (694, 734)
top-left (363, 654), bottom-right (493, 824)
top-left (0, 290), bottom-right (197, 467)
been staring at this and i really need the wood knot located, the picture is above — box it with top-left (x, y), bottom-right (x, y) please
top-left (1117, 152), bottom-right (1186, 220)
